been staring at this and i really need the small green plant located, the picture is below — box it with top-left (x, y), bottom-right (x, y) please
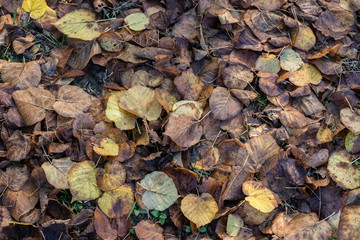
top-left (185, 226), bottom-right (192, 233)
top-left (151, 210), bottom-right (167, 225)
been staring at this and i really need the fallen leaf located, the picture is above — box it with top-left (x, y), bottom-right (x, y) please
top-left (53, 85), bottom-right (92, 118)
top-left (284, 221), bottom-right (332, 240)
top-left (0, 165), bottom-right (29, 191)
top-left (291, 25), bottom-right (316, 52)
top-left (338, 204), bottom-right (360, 240)
top-left (327, 150), bottom-right (360, 189)
top-left (226, 213), bottom-right (243, 237)
top-left (22, 0), bottom-right (48, 19)
top-left (288, 63), bottom-right (322, 86)
top-left (68, 161), bottom-right (102, 201)
top-left (340, 108), bottom-right (360, 134)
top-left (54, 9), bottom-right (106, 41)
top-left (0, 206), bottom-right (12, 227)
top-left (174, 69), bottom-right (205, 101)
top-left (255, 54), bottom-right (281, 73)
top-left (209, 87), bottom-right (242, 121)
top-left (222, 64), bottom-right (254, 90)
top-left (5, 130), bottom-right (31, 162)
top-left (12, 87), bottom-right (55, 126)
top-left (94, 208), bottom-right (118, 240)
top-left (105, 91), bottom-right (136, 130)
top-left (98, 32), bottom-right (124, 52)
top-left (118, 85), bottom-right (162, 121)
top-left (138, 171), bottom-right (179, 211)
top-left (242, 181), bottom-right (277, 213)
top-left (180, 193), bottom-right (218, 228)
top-left (93, 137), bottom-right (119, 156)
top-left (1, 61), bottom-right (41, 89)
top-left (41, 158), bottom-right (74, 189)
top-left (316, 124), bottom-right (333, 143)
top-left (134, 220), bottom-right (164, 240)
top-left (124, 13), bottom-right (149, 31)
top-left (3, 182), bottom-right (39, 221)
top-left (98, 184), bottom-right (134, 218)
top-left (251, 0), bottom-right (284, 11)
top-left (280, 48), bottom-right (303, 72)
top-left (96, 161), bottom-right (126, 191)
top-left (345, 132), bottom-right (360, 154)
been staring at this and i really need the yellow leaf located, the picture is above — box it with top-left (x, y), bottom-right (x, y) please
top-left (96, 161), bottom-right (126, 192)
top-left (288, 63), bottom-right (322, 86)
top-left (316, 124), bottom-right (333, 143)
top-left (54, 9), bottom-right (105, 41)
top-left (98, 184), bottom-right (134, 218)
top-left (227, 214), bottom-right (244, 237)
top-left (93, 137), bottom-right (119, 156)
top-left (105, 91), bottom-right (136, 130)
top-left (327, 151), bottom-right (360, 189)
top-left (242, 181), bottom-right (277, 213)
top-left (118, 85), bottom-right (162, 121)
top-left (68, 161), bottom-right (102, 201)
top-left (22, 0), bottom-right (48, 19)
top-left (41, 157), bottom-right (73, 189)
top-left (124, 13), bottom-right (149, 31)
top-left (180, 193), bottom-right (218, 228)
top-left (138, 171), bottom-right (179, 211)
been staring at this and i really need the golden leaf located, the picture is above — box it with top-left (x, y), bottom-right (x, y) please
top-left (41, 157), bottom-right (73, 189)
top-left (180, 193), bottom-right (218, 228)
top-left (98, 184), bottom-right (134, 218)
top-left (105, 91), bottom-right (136, 130)
top-left (68, 161), bottom-right (102, 201)
top-left (288, 63), bottom-right (322, 87)
top-left (22, 0), bottom-right (48, 19)
top-left (242, 181), bottom-right (278, 213)
top-left (93, 137), bottom-right (119, 156)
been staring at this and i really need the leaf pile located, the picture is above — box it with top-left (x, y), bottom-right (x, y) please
top-left (0, 0), bottom-right (359, 239)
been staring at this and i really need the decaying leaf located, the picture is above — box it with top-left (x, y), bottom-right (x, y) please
top-left (279, 48), bottom-right (303, 72)
top-left (288, 63), bottom-right (322, 86)
top-left (180, 193), bottom-right (218, 228)
top-left (12, 87), bottom-right (55, 126)
top-left (210, 87), bottom-right (242, 121)
top-left (242, 181), bottom-right (277, 213)
top-left (292, 25), bottom-right (316, 52)
top-left (124, 13), bottom-right (149, 31)
top-left (0, 206), bottom-right (12, 227)
top-left (345, 132), bottom-right (360, 154)
top-left (68, 161), bottom-right (102, 201)
top-left (174, 69), bottom-right (205, 101)
top-left (138, 171), bottom-right (179, 211)
top-left (118, 85), bottom-right (162, 121)
top-left (98, 184), bottom-right (134, 218)
top-left (53, 85), bottom-right (92, 118)
top-left (42, 157), bottom-right (73, 189)
top-left (54, 9), bottom-right (105, 41)
top-left (134, 220), bottom-right (164, 240)
top-left (1, 61), bottom-right (41, 89)
top-left (96, 161), bottom-right (126, 191)
top-left (340, 108), bottom-right (360, 134)
top-left (338, 204), bottom-right (360, 240)
top-left (327, 151), bottom-right (360, 189)
top-left (255, 54), bottom-right (280, 73)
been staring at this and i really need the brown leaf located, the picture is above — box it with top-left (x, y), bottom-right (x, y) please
top-left (164, 113), bottom-right (202, 147)
top-left (172, 10), bottom-right (199, 43)
top-left (0, 206), bottom-right (12, 227)
top-left (0, 165), bottom-right (29, 191)
top-left (96, 161), bottom-right (126, 191)
top-left (12, 87), bottom-right (55, 126)
top-left (134, 220), bottom-right (164, 240)
top-left (67, 39), bottom-right (102, 70)
top-left (340, 107), bottom-right (360, 134)
top-left (3, 182), bottom-right (39, 221)
top-left (338, 204), bottom-right (360, 240)
top-left (174, 69), bottom-right (205, 101)
top-left (12, 33), bottom-right (35, 54)
top-left (222, 65), bottom-right (254, 90)
top-left (209, 87), bottom-right (242, 121)
top-left (94, 208), bottom-right (118, 240)
top-left (5, 130), bottom-right (31, 161)
top-left (1, 61), bottom-right (41, 89)
top-left (53, 85), bottom-right (92, 118)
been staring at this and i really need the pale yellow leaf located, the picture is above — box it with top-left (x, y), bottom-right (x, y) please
top-left (124, 13), bottom-right (149, 31)
top-left (93, 138), bottom-right (119, 156)
top-left (243, 181), bottom-right (277, 213)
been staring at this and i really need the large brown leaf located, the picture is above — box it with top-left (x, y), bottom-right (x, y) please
top-left (174, 69), bottom-right (205, 101)
top-left (1, 61), bottom-right (41, 89)
top-left (209, 87), bottom-right (242, 121)
top-left (53, 85), bottom-right (92, 118)
top-left (12, 87), bottom-right (55, 126)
